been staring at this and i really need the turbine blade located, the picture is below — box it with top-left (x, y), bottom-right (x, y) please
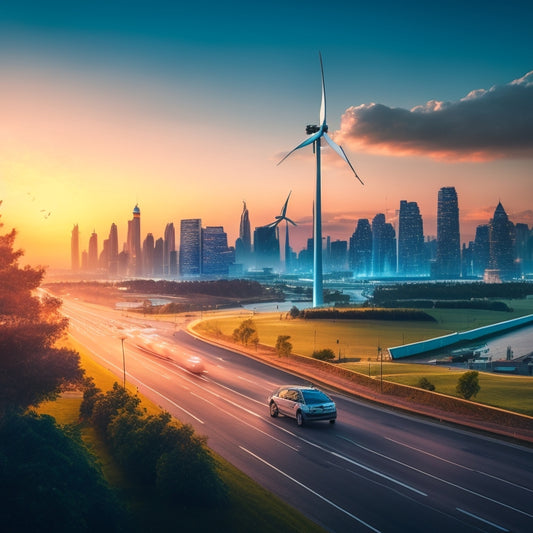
top-left (286, 217), bottom-right (297, 226)
top-left (323, 132), bottom-right (364, 185)
top-left (319, 52), bottom-right (326, 128)
top-left (280, 191), bottom-right (292, 216)
top-left (277, 130), bottom-right (323, 166)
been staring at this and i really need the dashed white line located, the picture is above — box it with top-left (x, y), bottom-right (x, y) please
top-left (240, 446), bottom-right (382, 533)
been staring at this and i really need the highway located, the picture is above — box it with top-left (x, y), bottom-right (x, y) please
top-left (60, 295), bottom-right (533, 533)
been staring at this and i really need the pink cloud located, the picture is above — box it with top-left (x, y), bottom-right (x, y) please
top-left (335, 71), bottom-right (533, 162)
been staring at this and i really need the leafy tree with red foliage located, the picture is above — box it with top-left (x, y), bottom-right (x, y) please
top-left (0, 205), bottom-right (83, 416)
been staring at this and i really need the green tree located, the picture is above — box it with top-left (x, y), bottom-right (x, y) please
top-left (456, 370), bottom-right (480, 400)
top-left (312, 348), bottom-right (336, 361)
top-left (289, 305), bottom-right (300, 319)
top-left (232, 318), bottom-right (259, 346)
top-left (275, 335), bottom-right (292, 357)
top-left (417, 377), bottom-right (436, 391)
top-left (0, 207), bottom-right (83, 416)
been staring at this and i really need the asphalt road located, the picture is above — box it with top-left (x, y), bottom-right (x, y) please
top-left (60, 296), bottom-right (533, 533)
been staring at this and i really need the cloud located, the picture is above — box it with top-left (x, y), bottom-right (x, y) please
top-left (335, 71), bottom-right (533, 161)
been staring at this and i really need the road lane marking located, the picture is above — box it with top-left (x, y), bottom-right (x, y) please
top-left (340, 436), bottom-right (533, 519)
top-left (386, 437), bottom-right (533, 494)
top-left (456, 508), bottom-right (510, 532)
top-left (191, 393), bottom-right (299, 451)
top-left (240, 446), bottom-right (382, 533)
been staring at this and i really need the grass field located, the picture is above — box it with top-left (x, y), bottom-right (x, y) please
top-left (38, 336), bottom-right (325, 533)
top-left (195, 301), bottom-right (533, 416)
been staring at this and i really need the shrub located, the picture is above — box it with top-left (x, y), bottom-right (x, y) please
top-left (417, 377), bottom-right (436, 391)
top-left (275, 335), bottom-right (292, 357)
top-left (289, 305), bottom-right (300, 319)
top-left (232, 319), bottom-right (259, 346)
top-left (456, 371), bottom-right (480, 400)
top-left (312, 348), bottom-right (336, 361)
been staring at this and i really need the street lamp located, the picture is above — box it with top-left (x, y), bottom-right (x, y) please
top-left (120, 336), bottom-right (127, 388)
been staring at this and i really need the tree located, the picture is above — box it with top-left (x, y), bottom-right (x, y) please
top-left (456, 371), bottom-right (480, 400)
top-left (232, 318), bottom-right (259, 346)
top-left (289, 305), bottom-right (300, 319)
top-left (275, 335), bottom-right (292, 357)
top-left (312, 348), bottom-right (336, 361)
top-left (0, 207), bottom-right (84, 416)
top-left (417, 377), bottom-right (436, 391)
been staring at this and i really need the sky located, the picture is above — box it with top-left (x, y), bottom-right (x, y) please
top-left (1, 1), bottom-right (532, 270)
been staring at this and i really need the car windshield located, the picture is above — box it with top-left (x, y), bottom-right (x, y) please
top-left (301, 389), bottom-right (332, 405)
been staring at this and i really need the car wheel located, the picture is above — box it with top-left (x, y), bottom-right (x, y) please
top-left (329, 419), bottom-right (336, 424)
top-left (296, 411), bottom-right (304, 426)
top-left (269, 402), bottom-right (279, 417)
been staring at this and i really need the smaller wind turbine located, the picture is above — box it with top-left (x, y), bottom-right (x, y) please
top-left (269, 192), bottom-right (297, 271)
top-left (278, 52), bottom-right (363, 306)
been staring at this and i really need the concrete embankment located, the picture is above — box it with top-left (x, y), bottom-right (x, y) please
top-left (388, 314), bottom-right (533, 360)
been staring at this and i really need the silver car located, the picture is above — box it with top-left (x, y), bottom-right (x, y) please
top-left (268, 385), bottom-right (337, 426)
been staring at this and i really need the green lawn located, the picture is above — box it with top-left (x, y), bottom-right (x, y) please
top-left (195, 302), bottom-right (533, 416)
top-left (38, 337), bottom-right (326, 533)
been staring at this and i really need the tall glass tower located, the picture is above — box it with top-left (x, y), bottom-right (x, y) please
top-left (436, 186), bottom-right (460, 278)
top-left (71, 224), bottom-right (79, 271)
top-left (179, 219), bottom-right (202, 276)
top-left (398, 200), bottom-right (426, 276)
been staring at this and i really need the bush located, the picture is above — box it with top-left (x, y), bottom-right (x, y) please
top-left (232, 319), bottom-right (259, 346)
top-left (289, 305), bottom-right (300, 319)
top-left (456, 371), bottom-right (480, 400)
top-left (417, 377), bottom-right (436, 391)
top-left (275, 335), bottom-right (292, 357)
top-left (312, 348), bottom-right (336, 361)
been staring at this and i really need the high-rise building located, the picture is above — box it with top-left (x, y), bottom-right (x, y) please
top-left (514, 223), bottom-right (529, 277)
top-left (253, 225), bottom-right (279, 270)
top-left (371, 213), bottom-right (396, 277)
top-left (88, 230), bottom-right (98, 271)
top-left (349, 219), bottom-right (372, 276)
top-left (398, 200), bottom-right (427, 276)
top-left (330, 240), bottom-right (348, 271)
top-left (235, 201), bottom-right (252, 269)
top-left (180, 219), bottom-right (202, 276)
top-left (472, 224), bottom-right (490, 277)
top-left (164, 222), bottom-right (176, 276)
top-left (489, 202), bottom-right (516, 280)
top-left (126, 204), bottom-right (142, 276)
top-left (143, 233), bottom-right (155, 277)
top-left (436, 187), bottom-right (461, 278)
top-left (108, 223), bottom-right (119, 276)
top-left (154, 237), bottom-right (164, 276)
top-left (202, 226), bottom-right (234, 276)
top-left (71, 224), bottom-right (79, 271)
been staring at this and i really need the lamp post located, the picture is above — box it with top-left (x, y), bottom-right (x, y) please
top-left (378, 342), bottom-right (383, 393)
top-left (120, 336), bottom-right (127, 389)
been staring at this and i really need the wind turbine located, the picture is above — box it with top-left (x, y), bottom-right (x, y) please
top-left (268, 191), bottom-right (297, 271)
top-left (278, 53), bottom-right (363, 307)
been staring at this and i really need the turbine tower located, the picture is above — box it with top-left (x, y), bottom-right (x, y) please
top-left (268, 191), bottom-right (297, 271)
top-left (278, 53), bottom-right (363, 307)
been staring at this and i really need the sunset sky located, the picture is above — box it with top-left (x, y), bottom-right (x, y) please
top-left (1, 1), bottom-right (532, 270)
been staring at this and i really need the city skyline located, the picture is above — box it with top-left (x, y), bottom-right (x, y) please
top-left (1, 2), bottom-right (532, 270)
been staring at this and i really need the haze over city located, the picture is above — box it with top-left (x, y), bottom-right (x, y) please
top-left (1, 1), bottom-right (532, 270)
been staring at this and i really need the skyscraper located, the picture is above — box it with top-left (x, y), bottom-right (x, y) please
top-left (108, 223), bottom-right (119, 276)
top-left (371, 213), bottom-right (397, 277)
top-left (235, 201), bottom-right (252, 268)
top-left (71, 224), bottom-right (79, 271)
top-left (349, 219), bottom-right (372, 276)
top-left (398, 200), bottom-right (427, 276)
top-left (180, 219), bottom-right (202, 276)
top-left (436, 187), bottom-right (460, 278)
top-left (202, 226), bottom-right (234, 276)
top-left (126, 204), bottom-right (142, 276)
top-left (164, 222), bottom-right (176, 276)
top-left (473, 224), bottom-right (490, 277)
top-left (253, 225), bottom-right (279, 270)
top-left (489, 202), bottom-right (516, 280)
top-left (143, 233), bottom-right (155, 277)
top-left (88, 230), bottom-right (98, 271)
